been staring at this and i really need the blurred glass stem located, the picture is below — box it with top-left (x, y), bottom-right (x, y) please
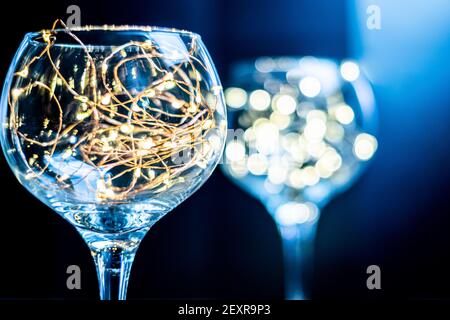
top-left (277, 218), bottom-right (319, 300)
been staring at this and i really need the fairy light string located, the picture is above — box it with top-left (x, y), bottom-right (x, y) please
top-left (9, 20), bottom-right (221, 200)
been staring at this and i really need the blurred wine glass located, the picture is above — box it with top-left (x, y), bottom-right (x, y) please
top-left (0, 23), bottom-right (226, 299)
top-left (222, 56), bottom-right (377, 299)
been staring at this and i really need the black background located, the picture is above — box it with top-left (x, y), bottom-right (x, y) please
top-left (0, 0), bottom-right (449, 300)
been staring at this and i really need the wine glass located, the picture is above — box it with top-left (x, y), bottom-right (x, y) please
top-left (0, 23), bottom-right (226, 300)
top-left (222, 56), bottom-right (377, 299)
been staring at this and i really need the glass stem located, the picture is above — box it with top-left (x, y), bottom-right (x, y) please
top-left (277, 221), bottom-right (318, 300)
top-left (91, 244), bottom-right (137, 300)
top-left (79, 227), bottom-right (148, 300)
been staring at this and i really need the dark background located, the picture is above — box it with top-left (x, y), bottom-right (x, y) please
top-left (0, 0), bottom-right (449, 299)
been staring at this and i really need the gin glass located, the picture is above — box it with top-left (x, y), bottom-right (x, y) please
top-left (222, 57), bottom-right (377, 299)
top-left (0, 23), bottom-right (226, 300)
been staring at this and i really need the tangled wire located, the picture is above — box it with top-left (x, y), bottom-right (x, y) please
top-left (9, 20), bottom-right (221, 200)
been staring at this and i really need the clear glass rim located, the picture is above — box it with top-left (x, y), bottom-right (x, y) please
top-left (26, 25), bottom-right (201, 48)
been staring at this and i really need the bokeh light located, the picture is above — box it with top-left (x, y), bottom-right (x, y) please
top-left (225, 87), bottom-right (247, 109)
top-left (354, 133), bottom-right (378, 160)
top-left (340, 60), bottom-right (360, 82)
top-left (299, 76), bottom-right (321, 97)
top-left (249, 89), bottom-right (271, 111)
